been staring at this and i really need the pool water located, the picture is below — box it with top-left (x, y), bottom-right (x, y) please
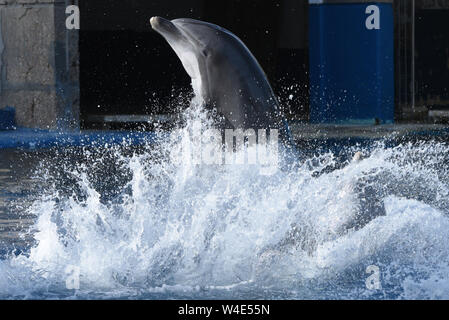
top-left (1, 108), bottom-right (449, 300)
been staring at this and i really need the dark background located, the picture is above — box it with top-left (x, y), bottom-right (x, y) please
top-left (79, 0), bottom-right (449, 128)
top-left (415, 8), bottom-right (449, 105)
top-left (79, 0), bottom-right (309, 128)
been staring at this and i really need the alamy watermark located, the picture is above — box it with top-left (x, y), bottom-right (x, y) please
top-left (66, 5), bottom-right (80, 30)
top-left (365, 265), bottom-right (382, 290)
top-left (171, 121), bottom-right (280, 175)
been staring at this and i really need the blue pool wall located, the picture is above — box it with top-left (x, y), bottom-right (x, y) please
top-left (309, 2), bottom-right (395, 124)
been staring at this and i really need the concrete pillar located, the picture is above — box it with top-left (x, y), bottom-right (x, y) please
top-left (0, 0), bottom-right (79, 130)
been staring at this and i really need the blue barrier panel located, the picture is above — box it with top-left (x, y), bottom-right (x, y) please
top-left (309, 0), bottom-right (394, 124)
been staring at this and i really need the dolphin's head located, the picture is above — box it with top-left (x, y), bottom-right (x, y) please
top-left (150, 16), bottom-right (227, 61)
top-left (150, 17), bottom-right (207, 97)
top-left (150, 17), bottom-right (238, 100)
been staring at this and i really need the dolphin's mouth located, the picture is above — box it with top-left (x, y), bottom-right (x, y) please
top-left (150, 16), bottom-right (179, 36)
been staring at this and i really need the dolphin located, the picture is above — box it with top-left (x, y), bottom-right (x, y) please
top-left (150, 16), bottom-right (293, 143)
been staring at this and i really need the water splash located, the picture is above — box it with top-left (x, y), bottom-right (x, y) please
top-left (0, 105), bottom-right (448, 299)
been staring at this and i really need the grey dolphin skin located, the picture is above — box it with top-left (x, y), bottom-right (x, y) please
top-left (150, 16), bottom-right (293, 143)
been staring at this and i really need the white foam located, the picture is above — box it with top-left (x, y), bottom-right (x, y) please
top-left (0, 107), bottom-right (448, 299)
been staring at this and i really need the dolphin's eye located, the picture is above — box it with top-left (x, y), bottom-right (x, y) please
top-left (202, 49), bottom-right (209, 57)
